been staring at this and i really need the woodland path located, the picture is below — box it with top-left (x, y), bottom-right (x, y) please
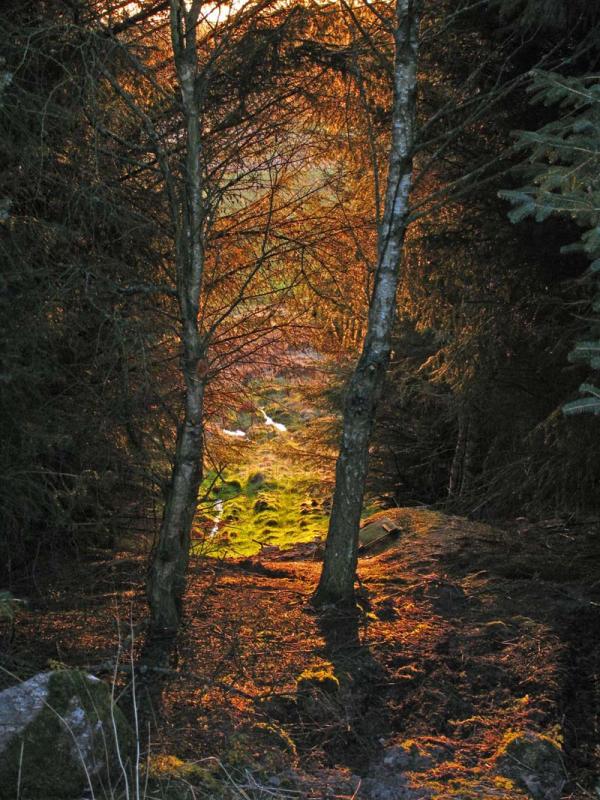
top-left (5, 505), bottom-right (600, 799)
top-left (3, 360), bottom-right (600, 798)
top-left (194, 354), bottom-right (337, 559)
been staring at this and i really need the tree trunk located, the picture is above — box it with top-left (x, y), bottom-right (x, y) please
top-left (448, 409), bottom-right (467, 499)
top-left (460, 409), bottom-right (478, 498)
top-left (147, 0), bottom-right (206, 637)
top-left (313, 0), bottom-right (421, 606)
top-left (448, 404), bottom-right (479, 501)
top-left (147, 367), bottom-right (205, 635)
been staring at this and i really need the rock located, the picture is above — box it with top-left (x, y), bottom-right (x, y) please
top-left (359, 518), bottom-right (403, 553)
top-left (359, 774), bottom-right (427, 800)
top-left (253, 498), bottom-right (274, 513)
top-left (359, 737), bottom-right (453, 800)
top-left (495, 731), bottom-right (566, 800)
top-left (248, 472), bottom-right (266, 486)
top-left (0, 670), bottom-right (133, 800)
top-left (382, 740), bottom-right (435, 772)
top-left (381, 737), bottom-right (453, 773)
top-left (226, 722), bottom-right (297, 774)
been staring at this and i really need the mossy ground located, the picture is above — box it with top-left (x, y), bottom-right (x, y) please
top-left (192, 379), bottom-right (334, 559)
top-left (192, 466), bottom-right (328, 558)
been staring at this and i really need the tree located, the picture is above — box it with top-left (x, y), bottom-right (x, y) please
top-left (312, 0), bottom-right (600, 602)
top-left (2, 0), bottom-right (350, 621)
top-left (142, 0), bottom-right (208, 638)
top-left (0, 1), bottom-right (168, 582)
top-left (500, 70), bottom-right (600, 416)
top-left (89, 0), bottom-right (334, 637)
top-left (313, 0), bottom-right (421, 606)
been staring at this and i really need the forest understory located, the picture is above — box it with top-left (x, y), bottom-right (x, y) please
top-left (3, 367), bottom-right (600, 800)
top-left (4, 505), bottom-right (600, 799)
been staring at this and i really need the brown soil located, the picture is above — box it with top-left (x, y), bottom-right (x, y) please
top-left (3, 509), bottom-right (600, 799)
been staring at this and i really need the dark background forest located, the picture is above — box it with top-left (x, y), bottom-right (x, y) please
top-left (2, 0), bottom-right (599, 582)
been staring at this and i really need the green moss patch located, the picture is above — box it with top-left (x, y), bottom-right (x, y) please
top-left (193, 465), bottom-right (327, 559)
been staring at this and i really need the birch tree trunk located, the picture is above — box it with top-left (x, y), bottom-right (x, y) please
top-left (313, 0), bottom-right (421, 606)
top-left (147, 0), bottom-right (206, 637)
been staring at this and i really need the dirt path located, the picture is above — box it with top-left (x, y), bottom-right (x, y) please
top-left (6, 508), bottom-right (600, 799)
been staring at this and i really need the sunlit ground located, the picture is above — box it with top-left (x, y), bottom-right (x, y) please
top-left (10, 505), bottom-right (598, 798)
top-left (193, 371), bottom-right (336, 558)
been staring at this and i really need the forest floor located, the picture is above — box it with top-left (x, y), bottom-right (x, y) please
top-left (3, 363), bottom-right (600, 799)
top-left (4, 508), bottom-right (600, 799)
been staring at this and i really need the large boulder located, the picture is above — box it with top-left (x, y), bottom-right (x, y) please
top-left (0, 670), bottom-right (133, 800)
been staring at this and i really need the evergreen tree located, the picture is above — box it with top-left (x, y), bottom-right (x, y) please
top-left (500, 68), bottom-right (600, 415)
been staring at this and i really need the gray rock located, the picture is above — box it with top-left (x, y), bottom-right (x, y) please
top-left (382, 741), bottom-right (436, 772)
top-left (495, 731), bottom-right (566, 800)
top-left (359, 773), bottom-right (426, 800)
top-left (0, 670), bottom-right (133, 800)
top-left (358, 740), bottom-right (447, 800)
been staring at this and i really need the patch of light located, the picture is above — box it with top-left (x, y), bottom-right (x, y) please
top-left (121, 2), bottom-right (143, 14)
top-left (222, 428), bottom-right (247, 438)
top-left (209, 499), bottom-right (224, 537)
top-left (201, 0), bottom-right (248, 24)
top-left (259, 407), bottom-right (287, 433)
top-left (118, 1), bottom-right (257, 30)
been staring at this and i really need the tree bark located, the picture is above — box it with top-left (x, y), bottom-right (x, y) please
top-left (147, 0), bottom-right (206, 636)
top-left (448, 402), bottom-right (479, 501)
top-left (313, 0), bottom-right (421, 606)
top-left (448, 409), bottom-right (467, 499)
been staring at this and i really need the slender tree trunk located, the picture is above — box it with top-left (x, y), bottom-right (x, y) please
top-left (460, 409), bottom-right (478, 498)
top-left (313, 0), bottom-right (421, 606)
top-left (448, 409), bottom-right (467, 499)
top-left (147, 0), bottom-right (206, 637)
top-left (448, 403), bottom-right (479, 501)
top-left (147, 368), bottom-right (205, 635)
